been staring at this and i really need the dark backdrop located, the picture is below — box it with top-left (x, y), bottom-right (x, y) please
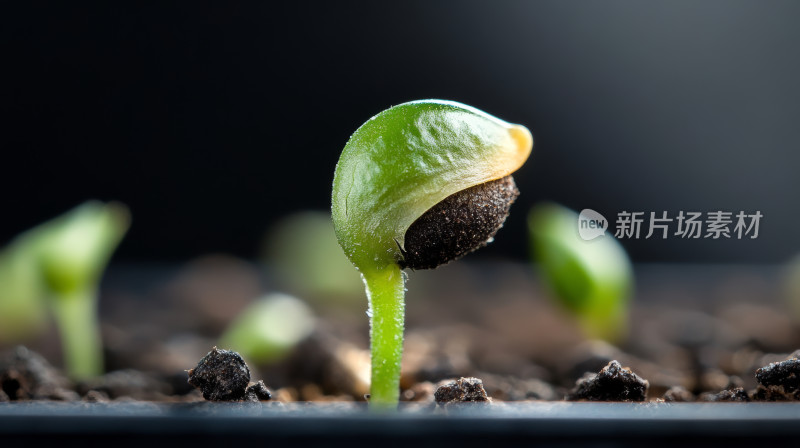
top-left (2, 1), bottom-right (799, 263)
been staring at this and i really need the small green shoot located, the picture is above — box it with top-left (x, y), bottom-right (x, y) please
top-left (220, 292), bottom-right (315, 364)
top-left (33, 201), bottom-right (130, 379)
top-left (0, 240), bottom-right (48, 343)
top-left (528, 203), bottom-right (633, 344)
top-left (332, 100), bottom-right (532, 409)
top-left (262, 211), bottom-right (363, 302)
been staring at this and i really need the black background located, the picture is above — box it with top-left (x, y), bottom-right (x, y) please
top-left (3, 1), bottom-right (799, 263)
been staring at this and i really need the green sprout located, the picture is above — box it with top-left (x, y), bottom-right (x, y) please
top-left (33, 201), bottom-right (129, 379)
top-left (220, 292), bottom-right (315, 364)
top-left (332, 100), bottom-right (532, 409)
top-left (528, 203), bottom-right (633, 344)
top-left (0, 238), bottom-right (49, 343)
top-left (262, 211), bottom-right (363, 303)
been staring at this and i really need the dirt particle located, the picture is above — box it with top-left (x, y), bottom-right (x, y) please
top-left (244, 380), bottom-right (272, 402)
top-left (561, 340), bottom-right (625, 386)
top-left (187, 347), bottom-right (251, 401)
top-left (698, 387), bottom-right (749, 402)
top-left (0, 346), bottom-right (78, 401)
top-left (751, 384), bottom-right (797, 401)
top-left (399, 176), bottom-right (519, 270)
top-left (567, 360), bottom-right (648, 402)
top-left (755, 356), bottom-right (800, 393)
top-left (663, 386), bottom-right (695, 402)
top-left (434, 377), bottom-right (491, 407)
top-left (82, 390), bottom-right (110, 403)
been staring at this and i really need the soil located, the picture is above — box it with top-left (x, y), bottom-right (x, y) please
top-left (567, 360), bottom-right (648, 402)
top-left (187, 347), bottom-right (252, 401)
top-left (1, 261), bottom-right (799, 407)
top-left (434, 377), bottom-right (491, 407)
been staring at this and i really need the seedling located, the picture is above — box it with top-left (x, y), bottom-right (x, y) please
top-left (332, 100), bottom-right (532, 409)
top-left (262, 211), bottom-right (363, 302)
top-left (220, 292), bottom-right (315, 364)
top-left (0, 238), bottom-right (48, 343)
top-left (33, 201), bottom-right (130, 379)
top-left (527, 203), bottom-right (633, 343)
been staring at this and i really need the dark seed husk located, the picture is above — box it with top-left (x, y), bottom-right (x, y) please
top-left (399, 175), bottom-right (519, 270)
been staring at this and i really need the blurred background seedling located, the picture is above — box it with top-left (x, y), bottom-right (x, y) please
top-left (0, 236), bottom-right (49, 343)
top-left (261, 211), bottom-right (363, 305)
top-left (528, 202), bottom-right (633, 344)
top-left (219, 292), bottom-right (315, 365)
top-left (0, 201), bottom-right (130, 380)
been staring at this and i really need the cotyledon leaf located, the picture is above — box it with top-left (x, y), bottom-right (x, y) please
top-left (332, 99), bottom-right (532, 272)
top-left (528, 203), bottom-right (633, 342)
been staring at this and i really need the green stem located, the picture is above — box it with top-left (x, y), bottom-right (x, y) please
top-left (49, 288), bottom-right (103, 380)
top-left (361, 263), bottom-right (405, 410)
